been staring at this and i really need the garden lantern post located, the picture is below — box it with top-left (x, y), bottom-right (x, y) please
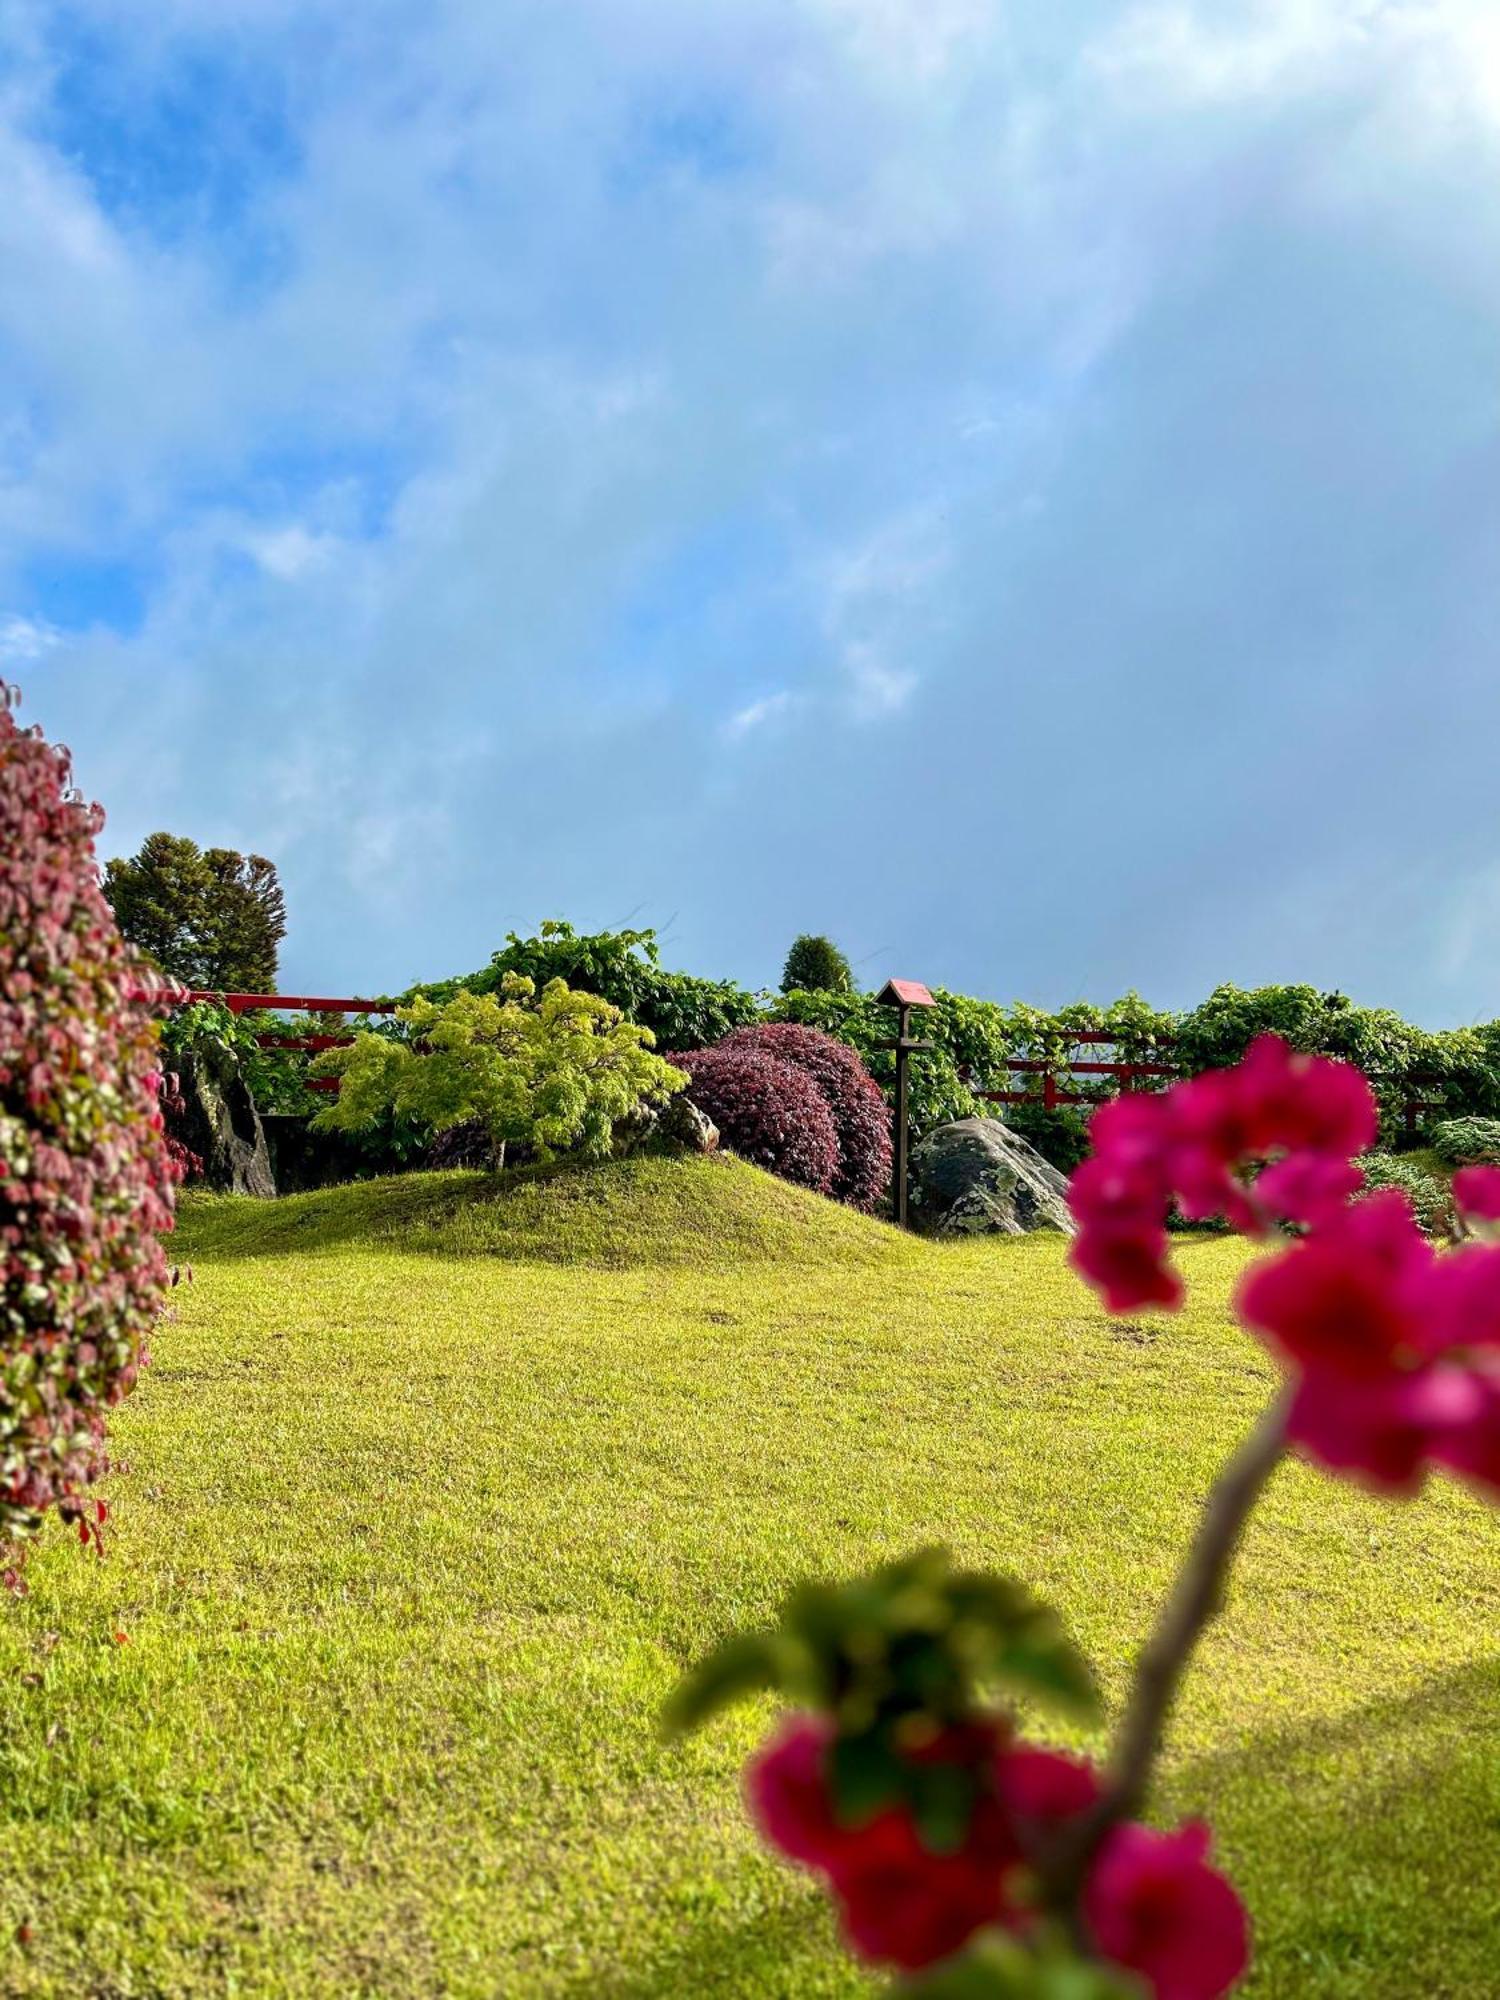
top-left (875, 979), bottom-right (935, 1228)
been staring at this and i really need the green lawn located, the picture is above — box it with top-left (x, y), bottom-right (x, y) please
top-left (1, 1155), bottom-right (1497, 1998)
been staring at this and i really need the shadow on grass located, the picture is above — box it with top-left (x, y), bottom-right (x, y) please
top-left (1161, 1656), bottom-right (1500, 1996)
top-left (553, 1887), bottom-right (862, 2000)
top-left (571, 1661), bottom-right (1500, 1999)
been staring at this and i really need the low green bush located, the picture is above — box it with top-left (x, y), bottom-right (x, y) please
top-left (1430, 1117), bottom-right (1500, 1168)
top-left (1356, 1152), bottom-right (1452, 1236)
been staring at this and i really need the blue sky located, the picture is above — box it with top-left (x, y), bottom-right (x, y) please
top-left (3, 0), bottom-right (1499, 1017)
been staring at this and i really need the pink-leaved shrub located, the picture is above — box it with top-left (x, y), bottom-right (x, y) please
top-left (720, 1021), bottom-right (891, 1211)
top-left (674, 1042), bottom-right (840, 1195)
top-left (1, 685), bottom-right (179, 1557)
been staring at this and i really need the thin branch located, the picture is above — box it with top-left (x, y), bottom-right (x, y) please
top-left (1042, 1389), bottom-right (1290, 1900)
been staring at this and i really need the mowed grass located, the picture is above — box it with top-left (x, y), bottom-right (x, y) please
top-left (1, 1155), bottom-right (1498, 1999)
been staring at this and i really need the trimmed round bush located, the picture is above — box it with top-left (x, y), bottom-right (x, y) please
top-left (1, 688), bottom-right (178, 1553)
top-left (721, 1022), bottom-right (891, 1212)
top-left (1431, 1117), bottom-right (1500, 1168)
top-left (676, 1044), bottom-right (840, 1195)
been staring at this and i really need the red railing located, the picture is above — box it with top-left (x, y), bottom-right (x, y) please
top-left (154, 991), bottom-right (1452, 1129)
top-left (978, 1029), bottom-right (1179, 1110)
top-left (976, 1031), bottom-right (1446, 1135)
top-left (168, 989), bottom-right (400, 1093)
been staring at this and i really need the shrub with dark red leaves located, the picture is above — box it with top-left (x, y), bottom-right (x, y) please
top-left (1, 686), bottom-right (178, 1552)
top-left (675, 1043), bottom-right (840, 1195)
top-left (721, 1022), bottom-right (891, 1212)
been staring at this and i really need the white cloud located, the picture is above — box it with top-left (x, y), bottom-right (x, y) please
top-left (722, 689), bottom-right (799, 739)
top-left (0, 612), bottom-right (61, 662)
top-left (238, 524), bottom-right (343, 581)
top-left (6, 0), bottom-right (1500, 1011)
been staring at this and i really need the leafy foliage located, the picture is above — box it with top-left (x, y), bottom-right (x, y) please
top-left (427, 920), bottom-right (761, 1051)
top-left (1430, 1117), bottom-right (1500, 1168)
top-left (160, 998), bottom-right (319, 1119)
top-left (1356, 1152), bottom-right (1453, 1236)
top-left (720, 1022), bottom-right (891, 1211)
top-left (674, 1043), bottom-right (841, 1195)
top-left (781, 934), bottom-right (855, 995)
top-left (311, 976), bottom-right (686, 1162)
top-left (665, 1546), bottom-right (1100, 1837)
top-left (903, 1933), bottom-right (1140, 2000)
top-left (1, 687), bottom-right (179, 1550)
top-left (104, 832), bottom-right (286, 992)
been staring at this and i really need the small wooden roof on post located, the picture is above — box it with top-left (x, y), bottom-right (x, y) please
top-left (875, 977), bottom-right (935, 1010)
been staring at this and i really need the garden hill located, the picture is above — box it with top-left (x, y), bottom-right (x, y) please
top-left (1, 1156), bottom-right (1497, 1995)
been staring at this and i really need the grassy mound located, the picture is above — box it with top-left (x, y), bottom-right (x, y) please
top-left (0, 1174), bottom-right (1497, 1997)
top-left (175, 1154), bottom-right (919, 1268)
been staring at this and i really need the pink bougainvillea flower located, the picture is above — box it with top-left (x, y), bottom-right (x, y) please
top-left (1252, 1154), bottom-right (1366, 1230)
top-left (1237, 1194), bottom-right (1500, 1493)
top-left (1069, 1037), bottom-right (1378, 1317)
top-left (1453, 1165), bottom-right (1500, 1227)
top-left (1235, 1191), bottom-right (1428, 1384)
top-left (831, 1805), bottom-right (1020, 1971)
top-left (994, 1743), bottom-right (1101, 1825)
top-left (1083, 1821), bottom-right (1249, 2000)
top-left (745, 1714), bottom-right (858, 1873)
top-left (747, 1719), bottom-right (1251, 1988)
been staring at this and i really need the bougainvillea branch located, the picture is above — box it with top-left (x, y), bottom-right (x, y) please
top-left (1044, 1392), bottom-right (1289, 1905)
top-left (671, 1035), bottom-right (1500, 1996)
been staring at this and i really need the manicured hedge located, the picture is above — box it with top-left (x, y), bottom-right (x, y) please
top-left (1, 690), bottom-right (179, 1553)
top-left (722, 1023), bottom-right (891, 1211)
top-left (674, 1044), bottom-right (840, 1195)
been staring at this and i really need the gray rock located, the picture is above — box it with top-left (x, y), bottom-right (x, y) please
top-left (617, 1092), bottom-right (720, 1157)
top-left (658, 1092), bottom-right (719, 1154)
top-left (908, 1117), bottom-right (1074, 1237)
top-left (170, 1045), bottom-right (276, 1197)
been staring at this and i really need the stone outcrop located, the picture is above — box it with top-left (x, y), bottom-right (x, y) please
top-left (908, 1117), bottom-right (1074, 1237)
top-left (169, 1045), bottom-right (275, 1197)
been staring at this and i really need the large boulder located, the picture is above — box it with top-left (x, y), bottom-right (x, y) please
top-left (170, 1045), bottom-right (276, 1197)
top-left (908, 1117), bottom-right (1074, 1237)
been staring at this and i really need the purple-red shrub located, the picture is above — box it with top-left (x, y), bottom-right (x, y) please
top-left (675, 1043), bottom-right (839, 1195)
top-left (721, 1022), bottom-right (891, 1212)
top-left (1, 686), bottom-right (179, 1553)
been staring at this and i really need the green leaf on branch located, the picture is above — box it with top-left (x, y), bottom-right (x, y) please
top-left (898, 1929), bottom-right (1144, 2000)
top-left (663, 1546), bottom-right (1100, 1742)
top-left (661, 1633), bottom-right (782, 1736)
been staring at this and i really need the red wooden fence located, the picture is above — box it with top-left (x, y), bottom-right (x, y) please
top-left (154, 993), bottom-right (1451, 1127)
top-left (977, 1029), bottom-right (1446, 1135)
top-left (168, 990), bottom-right (399, 1092)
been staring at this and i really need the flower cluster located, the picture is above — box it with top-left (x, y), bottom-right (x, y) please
top-left (1240, 1180), bottom-right (1500, 1495)
top-left (1, 686), bottom-right (179, 1547)
top-left (750, 1713), bottom-right (1246, 1997)
top-left (1068, 1035), bottom-right (1377, 1313)
top-left (1069, 1036), bottom-right (1500, 1498)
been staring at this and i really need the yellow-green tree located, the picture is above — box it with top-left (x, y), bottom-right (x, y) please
top-left (311, 975), bottom-right (686, 1162)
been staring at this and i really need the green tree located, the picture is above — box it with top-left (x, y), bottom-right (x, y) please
top-left (780, 934), bottom-right (855, 995)
top-left (311, 975), bottom-right (687, 1163)
top-left (103, 832), bottom-right (286, 991)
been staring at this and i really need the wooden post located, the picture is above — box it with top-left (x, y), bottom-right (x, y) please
top-left (894, 1002), bottom-right (912, 1228)
top-left (875, 980), bottom-right (936, 1229)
